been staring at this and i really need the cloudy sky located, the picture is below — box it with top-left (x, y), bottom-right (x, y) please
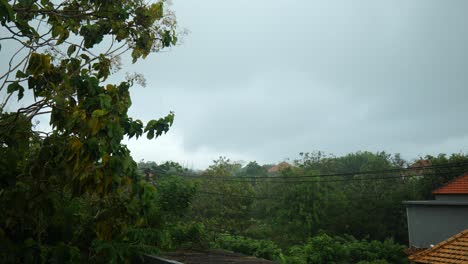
top-left (118, 0), bottom-right (468, 169)
top-left (119, 0), bottom-right (468, 168)
top-left (4, 0), bottom-right (468, 169)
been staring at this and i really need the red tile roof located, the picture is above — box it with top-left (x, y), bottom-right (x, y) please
top-left (410, 159), bottom-right (432, 168)
top-left (432, 173), bottom-right (468, 195)
top-left (408, 229), bottom-right (468, 263)
top-left (267, 162), bottom-right (291, 173)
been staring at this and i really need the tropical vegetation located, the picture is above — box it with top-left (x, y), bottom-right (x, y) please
top-left (2, 0), bottom-right (468, 262)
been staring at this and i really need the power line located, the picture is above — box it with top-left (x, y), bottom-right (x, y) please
top-left (195, 191), bottom-right (417, 205)
top-left (181, 161), bottom-right (468, 181)
top-left (195, 175), bottom-right (417, 184)
top-left (183, 167), bottom-right (467, 184)
top-left (187, 170), bottom-right (463, 203)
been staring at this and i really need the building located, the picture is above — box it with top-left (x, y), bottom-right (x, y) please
top-left (407, 159), bottom-right (432, 177)
top-left (408, 229), bottom-right (468, 263)
top-left (267, 162), bottom-right (291, 173)
top-left (403, 173), bottom-right (468, 248)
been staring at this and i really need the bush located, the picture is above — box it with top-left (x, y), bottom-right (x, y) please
top-left (215, 234), bottom-right (282, 261)
top-left (281, 233), bottom-right (408, 264)
top-left (163, 222), bottom-right (209, 250)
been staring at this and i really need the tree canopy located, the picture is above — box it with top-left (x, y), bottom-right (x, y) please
top-left (0, 0), bottom-right (185, 262)
top-left (2, 0), bottom-right (468, 263)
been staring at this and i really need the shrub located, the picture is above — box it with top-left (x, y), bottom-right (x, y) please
top-left (215, 234), bottom-right (282, 261)
top-left (281, 233), bottom-right (408, 264)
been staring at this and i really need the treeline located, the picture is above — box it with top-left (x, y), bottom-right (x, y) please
top-left (138, 151), bottom-right (468, 263)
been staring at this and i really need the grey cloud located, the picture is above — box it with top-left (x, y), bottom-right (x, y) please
top-left (122, 0), bottom-right (468, 165)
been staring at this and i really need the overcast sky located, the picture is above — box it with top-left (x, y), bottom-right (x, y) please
top-left (120, 0), bottom-right (468, 169)
top-left (119, 0), bottom-right (468, 169)
top-left (4, 0), bottom-right (468, 169)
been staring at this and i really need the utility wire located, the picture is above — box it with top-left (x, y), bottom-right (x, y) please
top-left (182, 167), bottom-right (467, 184)
top-left (196, 175), bottom-right (419, 184)
top-left (188, 169), bottom-right (462, 202)
top-left (181, 161), bottom-right (468, 181)
top-left (196, 190), bottom-right (411, 203)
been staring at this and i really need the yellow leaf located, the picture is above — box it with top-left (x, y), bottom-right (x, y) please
top-left (88, 117), bottom-right (100, 135)
top-left (104, 174), bottom-right (112, 189)
top-left (70, 137), bottom-right (82, 152)
top-left (102, 154), bottom-right (110, 164)
top-left (125, 177), bottom-right (132, 186)
top-left (42, 54), bottom-right (52, 72)
top-left (96, 221), bottom-right (112, 241)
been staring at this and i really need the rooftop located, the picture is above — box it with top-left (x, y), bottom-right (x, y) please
top-left (433, 173), bottom-right (468, 195)
top-left (408, 229), bottom-right (468, 263)
top-left (163, 249), bottom-right (278, 264)
top-left (267, 162), bottom-right (291, 173)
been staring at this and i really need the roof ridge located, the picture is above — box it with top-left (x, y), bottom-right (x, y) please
top-left (432, 172), bottom-right (468, 194)
top-left (408, 229), bottom-right (468, 261)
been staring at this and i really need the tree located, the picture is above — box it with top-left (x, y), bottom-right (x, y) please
top-left (418, 153), bottom-right (468, 199)
top-left (137, 161), bottom-right (190, 181)
top-left (189, 157), bottom-right (254, 235)
top-left (0, 0), bottom-right (179, 261)
top-left (241, 161), bottom-right (267, 178)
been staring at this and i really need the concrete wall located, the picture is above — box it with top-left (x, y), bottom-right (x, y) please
top-left (405, 204), bottom-right (468, 248)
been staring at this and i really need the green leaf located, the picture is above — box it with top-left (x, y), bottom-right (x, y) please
top-left (144, 120), bottom-right (157, 132)
top-left (166, 112), bottom-right (175, 126)
top-left (91, 55), bottom-right (111, 80)
top-left (67, 45), bottom-right (77, 57)
top-left (88, 118), bottom-right (100, 135)
top-left (26, 53), bottom-right (51, 75)
top-left (23, 238), bottom-right (36, 247)
top-left (7, 82), bottom-right (24, 100)
top-left (162, 30), bottom-right (173, 47)
top-left (18, 0), bottom-right (34, 7)
top-left (150, 2), bottom-right (164, 20)
top-left (80, 24), bottom-right (105, 48)
top-left (147, 129), bottom-right (154, 140)
top-left (18, 87), bottom-right (24, 100)
top-left (99, 94), bottom-right (112, 110)
top-left (15, 70), bottom-right (28, 78)
top-left (80, 54), bottom-right (90, 63)
top-left (56, 30), bottom-right (70, 45)
top-left (91, 109), bottom-right (106, 118)
top-left (40, 0), bottom-right (50, 7)
top-left (0, 0), bottom-right (14, 24)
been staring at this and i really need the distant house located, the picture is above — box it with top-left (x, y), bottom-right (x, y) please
top-left (403, 173), bottom-right (468, 248)
top-left (408, 229), bottom-right (468, 263)
top-left (267, 162), bottom-right (291, 173)
top-left (407, 159), bottom-right (432, 177)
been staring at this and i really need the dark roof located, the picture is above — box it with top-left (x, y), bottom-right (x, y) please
top-left (164, 250), bottom-right (278, 264)
top-left (408, 229), bottom-right (468, 263)
top-left (433, 173), bottom-right (468, 195)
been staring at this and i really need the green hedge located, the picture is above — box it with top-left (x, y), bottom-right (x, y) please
top-left (215, 234), bottom-right (282, 261)
top-left (282, 233), bottom-right (408, 264)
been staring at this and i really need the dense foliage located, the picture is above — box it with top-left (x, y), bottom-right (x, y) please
top-left (139, 152), bottom-right (468, 263)
top-left (199, 232), bottom-right (407, 263)
top-left (283, 233), bottom-right (406, 264)
top-left (0, 0), bottom-right (206, 262)
top-left (215, 234), bottom-right (282, 261)
top-left (2, 0), bottom-right (467, 262)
